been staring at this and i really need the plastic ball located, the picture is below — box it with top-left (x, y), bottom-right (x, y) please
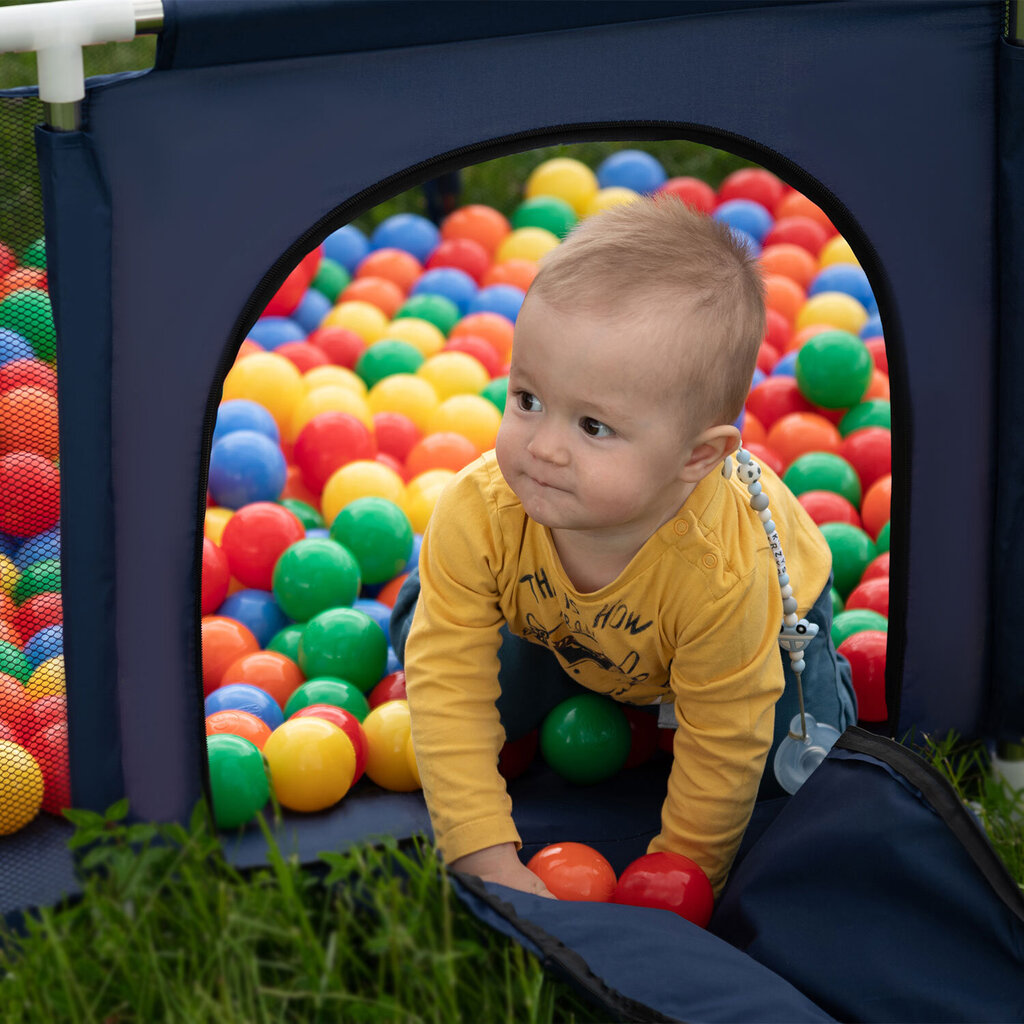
top-left (525, 158), bottom-right (598, 215)
top-left (289, 384), bottom-right (373, 440)
top-left (219, 502), bottom-right (305, 591)
top-left (383, 317), bottom-right (447, 359)
top-left (310, 258), bottom-right (350, 303)
top-left (425, 237), bottom-right (490, 284)
top-left (838, 630), bottom-right (887, 722)
top-left (219, 650), bottom-right (304, 710)
top-left (266, 623), bottom-right (304, 662)
top-left (0, 452), bottom-right (59, 537)
top-left (466, 284), bottom-right (525, 323)
top-left (783, 452), bottom-right (861, 507)
top-left (763, 215), bottom-right (829, 256)
top-left (839, 399), bottom-right (890, 437)
top-left (222, 352), bottom-right (304, 435)
top-left (321, 300), bottom-right (390, 345)
top-left (340, 275), bottom-right (406, 319)
top-left (355, 248), bottom-right (423, 294)
top-left (248, 316), bottom-right (306, 351)
top-left (0, 357), bottom-right (57, 397)
top-left (796, 292), bottom-right (868, 336)
top-left (263, 717), bottom-right (356, 812)
top-left (14, 558), bottom-right (60, 607)
top-left (861, 551), bottom-right (890, 583)
top-left (14, 591), bottom-right (61, 642)
top-left (394, 293), bottom-right (461, 336)
top-left (205, 683), bottom-right (284, 731)
top-left (845, 577), bottom-right (889, 619)
top-left (450, 312), bottom-right (515, 362)
top-left (718, 168), bottom-right (784, 212)
top-left (0, 387), bottom-right (58, 460)
top-left (367, 374), bottom-right (441, 433)
top-left (656, 176), bottom-right (716, 213)
top-left (511, 195), bottom-right (577, 239)
top-left (832, 608), bottom-right (888, 648)
top-left (329, 497), bottom-right (413, 585)
top-left (612, 851), bottom-right (714, 927)
top-left (584, 186), bottom-right (640, 217)
top-left (280, 498), bottom-right (324, 532)
top-left (215, 590), bottom-right (289, 649)
top-left (411, 267), bottom-right (478, 314)
top-left (13, 692), bottom-right (64, 745)
top-left (208, 431), bottom-right (287, 509)
top-left (323, 224), bottom-right (370, 274)
top-left (480, 376), bottom-right (509, 414)
top-left (354, 339), bottom-right (424, 390)
top-left (494, 227), bottom-right (560, 264)
top-left (361, 699), bottom-right (420, 791)
top-left (713, 199), bottom-right (774, 243)
top-left (794, 330), bottom-right (873, 409)
top-left (307, 325), bottom-right (365, 368)
top-left (808, 263), bottom-right (875, 311)
top-left (298, 607), bottom-right (388, 691)
top-left (206, 733), bottom-right (270, 828)
top-left (321, 459), bottom-right (406, 529)
top-left (527, 842), bottom-right (618, 902)
top-left (0, 740), bottom-right (43, 834)
top-left (284, 676), bottom-right (371, 722)
top-left (819, 234), bottom-right (859, 267)
top-left (759, 243), bottom-right (818, 290)
top-left (745, 376), bottom-right (814, 430)
top-left (404, 469), bottom-right (454, 533)
top-left (293, 411), bottom-right (376, 494)
top-left (765, 412), bottom-right (841, 469)
top-left (24, 719), bottom-right (70, 815)
top-left (763, 274), bottom-right (806, 324)
top-left (24, 623), bottom-right (63, 669)
top-left (367, 670), bottom-right (407, 709)
top-left (405, 432), bottom-right (479, 477)
top-left (291, 703), bottom-right (368, 782)
top-left (416, 351), bottom-right (489, 400)
top-left (442, 334), bottom-right (503, 378)
top-left (370, 213), bottom-right (440, 263)
top-left (276, 339), bottom-right (330, 373)
top-left (271, 538), bottom-right (361, 622)
top-left (819, 522), bottom-right (876, 598)
top-left (213, 399), bottom-right (281, 446)
top-left (837, 427), bottom-right (891, 492)
top-left (206, 708), bottom-right (272, 749)
top-left (540, 694), bottom-right (631, 784)
top-left (0, 289), bottom-right (55, 362)
top-left (860, 474), bottom-right (892, 540)
top-left (427, 394), bottom-right (502, 453)
top-left (497, 729), bottom-right (539, 781)
top-left (440, 204), bottom-right (511, 257)
top-left (373, 411), bottom-right (421, 463)
top-left (797, 490), bottom-right (862, 529)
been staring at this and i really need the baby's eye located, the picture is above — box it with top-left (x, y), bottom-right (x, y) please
top-left (516, 391), bottom-right (542, 412)
top-left (580, 417), bottom-right (614, 438)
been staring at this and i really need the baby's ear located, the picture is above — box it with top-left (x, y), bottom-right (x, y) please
top-left (679, 425), bottom-right (741, 482)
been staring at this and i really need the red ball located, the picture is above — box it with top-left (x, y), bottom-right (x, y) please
top-left (293, 411), bottom-right (377, 493)
top-left (0, 358), bottom-right (57, 396)
top-left (756, 340), bottom-right (780, 375)
top-left (373, 411), bottom-right (421, 463)
top-left (798, 490), bottom-right (863, 529)
top-left (262, 247), bottom-right (321, 317)
top-left (307, 326), bottom-right (366, 368)
top-left (763, 307), bottom-right (791, 355)
top-left (612, 851), bottom-right (714, 927)
top-left (845, 576), bottom-right (889, 619)
top-left (762, 216), bottom-right (829, 256)
top-left (201, 616), bottom-right (260, 697)
top-left (745, 376), bottom-right (814, 430)
top-left (655, 177), bottom-right (716, 214)
top-left (443, 335), bottom-right (503, 378)
top-left (367, 670), bottom-right (407, 709)
top-left (527, 842), bottom-right (618, 902)
top-left (376, 452), bottom-right (409, 481)
top-left (622, 706), bottom-right (659, 768)
top-left (291, 703), bottom-right (368, 782)
top-left (15, 692), bottom-right (66, 744)
top-left (275, 341), bottom-right (330, 374)
top-left (837, 427), bottom-right (892, 493)
top-left (864, 337), bottom-right (888, 374)
top-left (14, 591), bottom-right (62, 640)
top-left (219, 502), bottom-right (305, 591)
top-left (861, 551), bottom-right (890, 583)
top-left (498, 729), bottom-right (539, 780)
top-left (717, 168), bottom-right (784, 212)
top-left (425, 237), bottom-right (491, 284)
top-left (743, 441), bottom-right (785, 478)
top-left (838, 630), bottom-right (887, 722)
top-left (201, 538), bottom-right (231, 616)
top-left (656, 724), bottom-right (675, 755)
top-left (0, 451), bottom-right (59, 537)
top-left (405, 432), bottom-right (479, 477)
top-left (25, 720), bottom-right (71, 815)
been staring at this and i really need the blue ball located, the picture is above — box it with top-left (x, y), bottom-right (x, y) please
top-left (291, 288), bottom-right (332, 334)
top-left (385, 646), bottom-right (401, 676)
top-left (750, 367), bottom-right (767, 392)
top-left (467, 284), bottom-right (525, 322)
top-left (370, 214), bottom-right (440, 263)
top-left (403, 533), bottom-right (423, 574)
top-left (770, 350), bottom-right (800, 377)
top-left (0, 328), bottom-right (34, 367)
top-left (596, 149), bottom-right (667, 194)
top-left (208, 430), bottom-right (286, 509)
top-left (713, 200), bottom-right (774, 243)
top-left (352, 597), bottom-right (393, 637)
top-left (14, 527), bottom-right (60, 569)
top-left (411, 267), bottom-right (478, 314)
top-left (24, 623), bottom-right (63, 669)
top-left (216, 590), bottom-right (290, 649)
top-left (860, 315), bottom-right (884, 340)
top-left (305, 526), bottom-right (330, 540)
top-left (247, 316), bottom-right (305, 350)
top-left (205, 683), bottom-right (284, 731)
top-left (213, 400), bottom-right (280, 446)
top-left (808, 263), bottom-right (875, 311)
top-left (323, 224), bottom-right (369, 274)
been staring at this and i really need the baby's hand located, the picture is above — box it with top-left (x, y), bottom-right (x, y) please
top-left (450, 842), bottom-right (556, 899)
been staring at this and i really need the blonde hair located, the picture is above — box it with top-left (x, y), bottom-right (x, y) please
top-left (528, 194), bottom-right (765, 435)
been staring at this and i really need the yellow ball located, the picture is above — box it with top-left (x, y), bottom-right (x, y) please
top-left (427, 395), bottom-right (502, 453)
top-left (25, 656), bottom-right (64, 702)
top-left (404, 733), bottom-right (421, 788)
top-left (362, 700), bottom-right (420, 792)
top-left (0, 740), bottom-right (43, 835)
top-left (222, 352), bottom-right (304, 435)
top-left (321, 460), bottom-right (406, 528)
top-left (289, 385), bottom-right (373, 440)
top-left (404, 469), bottom-right (456, 533)
top-left (205, 507), bottom-right (234, 545)
top-left (819, 235), bottom-right (860, 268)
top-left (583, 186), bottom-right (640, 217)
top-left (321, 300), bottom-right (391, 344)
top-left (0, 555), bottom-right (18, 598)
top-left (367, 374), bottom-right (440, 433)
top-left (303, 364), bottom-right (367, 396)
top-left (795, 291), bottom-right (869, 335)
top-left (525, 158), bottom-right (599, 215)
top-left (416, 351), bottom-right (490, 401)
top-left (495, 227), bottom-right (561, 265)
top-left (263, 718), bottom-right (356, 812)
top-left (383, 317), bottom-right (446, 358)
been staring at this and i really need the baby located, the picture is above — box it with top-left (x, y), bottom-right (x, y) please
top-left (392, 195), bottom-right (855, 899)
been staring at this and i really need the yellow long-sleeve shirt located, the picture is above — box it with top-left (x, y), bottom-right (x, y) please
top-left (404, 450), bottom-right (831, 893)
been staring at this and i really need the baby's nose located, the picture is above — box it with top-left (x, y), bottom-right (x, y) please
top-left (527, 424), bottom-right (569, 464)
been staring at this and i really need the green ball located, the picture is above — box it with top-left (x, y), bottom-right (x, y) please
top-left (393, 294), bottom-right (460, 336)
top-left (15, 558), bottom-right (61, 606)
top-left (267, 624), bottom-right (305, 663)
top-left (830, 587), bottom-right (844, 617)
top-left (875, 520), bottom-right (890, 553)
top-left (329, 497), bottom-right (413, 585)
top-left (298, 608), bottom-right (388, 692)
top-left (794, 330), bottom-right (873, 409)
top-left (819, 522), bottom-right (876, 598)
top-left (355, 339), bottom-right (424, 389)
top-left (539, 694), bottom-right (631, 785)
top-left (481, 376), bottom-right (508, 413)
top-left (22, 238), bottom-right (46, 270)
top-left (511, 196), bottom-right (578, 239)
top-left (279, 498), bottom-right (323, 531)
top-left (0, 289), bottom-right (55, 362)
top-left (0, 641), bottom-right (31, 682)
top-left (783, 452), bottom-right (861, 507)
top-left (839, 399), bottom-right (891, 437)
top-left (206, 733), bottom-right (270, 829)
top-left (283, 676), bottom-right (371, 722)
top-left (310, 258), bottom-right (350, 303)
top-left (832, 608), bottom-right (888, 648)
top-left (271, 538), bottom-right (361, 622)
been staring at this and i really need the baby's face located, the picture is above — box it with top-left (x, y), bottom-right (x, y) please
top-left (495, 294), bottom-right (699, 541)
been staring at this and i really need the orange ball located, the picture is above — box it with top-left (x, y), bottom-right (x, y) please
top-left (774, 191), bottom-right (839, 236)
top-left (0, 387), bottom-right (59, 460)
top-left (861, 474), bottom-right (891, 539)
top-left (201, 616), bottom-right (260, 698)
top-left (405, 432), bottom-right (479, 477)
top-left (759, 243), bottom-right (818, 289)
top-left (219, 650), bottom-right (305, 710)
top-left (763, 274), bottom-right (806, 325)
top-left (450, 312), bottom-right (515, 362)
top-left (864, 368), bottom-right (891, 402)
top-left (0, 268), bottom-right (47, 301)
top-left (741, 411), bottom-right (766, 446)
top-left (339, 275), bottom-right (406, 318)
top-left (355, 248), bottom-right (423, 294)
top-left (440, 204), bottom-right (511, 257)
top-left (527, 842), bottom-right (618, 902)
top-left (205, 708), bottom-right (272, 749)
top-left (482, 259), bottom-right (538, 291)
top-left (766, 412), bottom-right (841, 469)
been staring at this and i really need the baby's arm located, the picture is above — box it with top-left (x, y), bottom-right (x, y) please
top-left (451, 843), bottom-right (555, 898)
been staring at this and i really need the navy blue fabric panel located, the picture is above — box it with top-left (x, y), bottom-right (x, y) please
top-left (451, 875), bottom-right (834, 1024)
top-left (34, 129), bottom-right (124, 814)
top-left (75, 0), bottom-right (999, 821)
top-left (713, 732), bottom-right (1024, 1022)
top-left (991, 39), bottom-right (1024, 738)
top-left (156, 0), bottom-right (822, 71)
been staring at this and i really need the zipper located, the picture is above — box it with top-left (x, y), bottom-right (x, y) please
top-left (194, 120), bottom-right (911, 784)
